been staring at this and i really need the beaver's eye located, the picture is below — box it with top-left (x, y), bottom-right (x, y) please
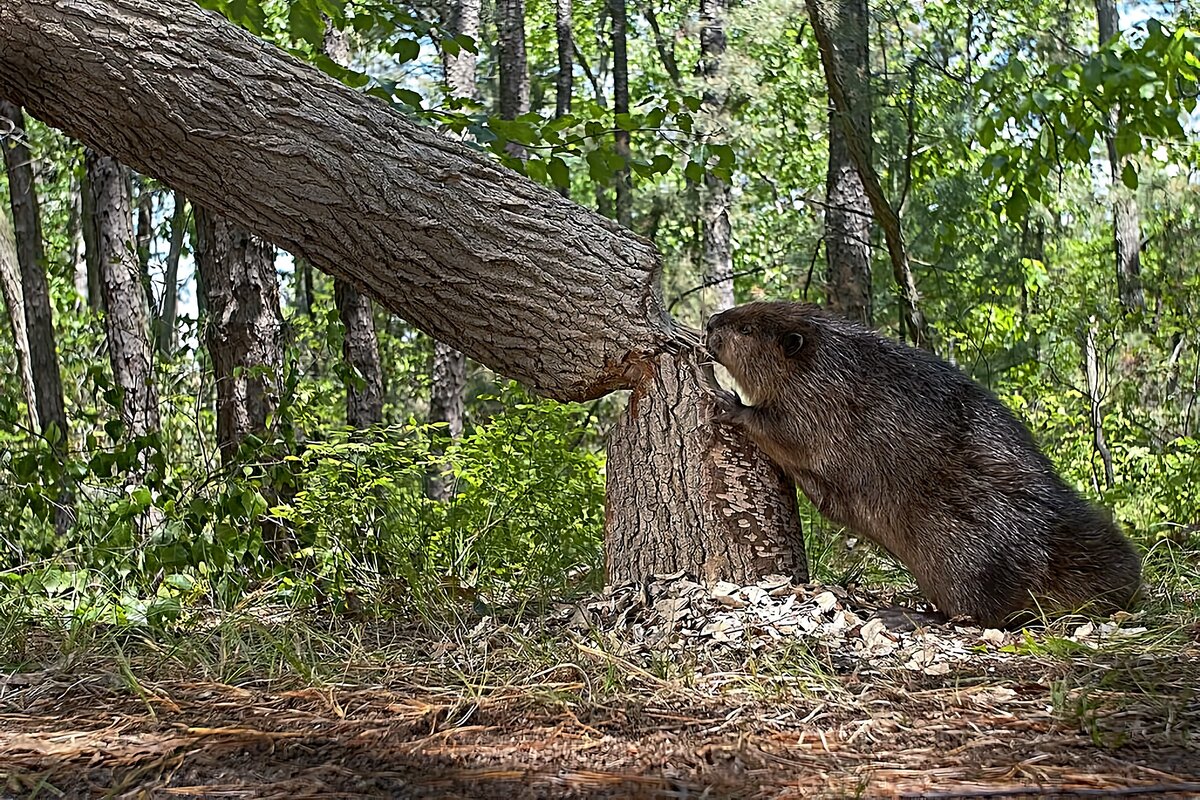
top-left (738, 324), bottom-right (753, 335)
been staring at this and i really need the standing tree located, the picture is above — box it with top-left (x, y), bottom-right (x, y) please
top-left (496, 0), bottom-right (530, 157)
top-left (805, 0), bottom-right (929, 347)
top-left (324, 24), bottom-right (384, 428)
top-left (812, 0), bottom-right (872, 326)
top-left (155, 191), bottom-right (187, 356)
top-left (609, 0), bottom-right (633, 228)
top-left (554, 0), bottom-right (574, 200)
top-left (1094, 0), bottom-right (1145, 315)
top-left (85, 150), bottom-right (160, 438)
top-left (697, 0), bottom-right (734, 315)
top-left (0, 209), bottom-right (37, 430)
top-left (193, 207), bottom-right (284, 464)
top-left (0, 100), bottom-right (73, 532)
top-left (0, 0), bottom-right (808, 586)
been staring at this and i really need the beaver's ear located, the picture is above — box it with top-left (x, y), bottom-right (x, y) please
top-left (782, 331), bottom-right (805, 358)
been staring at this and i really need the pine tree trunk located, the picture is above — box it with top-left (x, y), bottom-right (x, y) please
top-left (80, 162), bottom-right (102, 310)
top-left (555, 0), bottom-right (574, 120)
top-left (496, 0), bottom-right (530, 159)
top-left (0, 0), bottom-right (808, 585)
top-left (554, 0), bottom-right (574, 200)
top-left (324, 23), bottom-right (384, 428)
top-left (1094, 0), bottom-right (1145, 315)
top-left (0, 209), bottom-right (38, 430)
top-left (1, 99), bottom-right (74, 532)
top-left (67, 174), bottom-right (87, 303)
top-left (698, 0), bottom-right (734, 315)
top-left (134, 177), bottom-right (156, 314)
top-left (193, 206), bottom-right (284, 463)
top-left (818, 0), bottom-right (872, 326)
top-left (609, 0), bottom-right (633, 229)
top-left (1, 100), bottom-right (69, 441)
top-left (85, 150), bottom-right (160, 438)
top-left (805, 0), bottom-right (929, 347)
top-left (155, 191), bottom-right (187, 356)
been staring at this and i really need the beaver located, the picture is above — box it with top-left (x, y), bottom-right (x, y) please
top-left (702, 300), bottom-right (1142, 628)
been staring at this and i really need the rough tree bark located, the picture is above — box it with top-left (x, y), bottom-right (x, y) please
top-left (86, 150), bottom-right (160, 438)
top-left (1, 101), bottom-right (69, 442)
top-left (0, 0), bottom-right (807, 586)
top-left (698, 0), bottom-right (735, 315)
top-left (193, 206), bottom-right (284, 463)
top-left (496, 0), bottom-right (530, 159)
top-left (1094, 0), bottom-right (1145, 315)
top-left (134, 177), bottom-right (156, 313)
top-left (324, 23), bottom-right (384, 428)
top-left (555, 0), bottom-right (574, 120)
top-left (155, 191), bottom-right (187, 356)
top-left (804, 0), bottom-right (930, 348)
top-left (1, 100), bottom-right (73, 531)
top-left (554, 0), bottom-right (574, 201)
top-left (80, 161), bottom-right (102, 310)
top-left (609, 0), bottom-right (633, 229)
top-left (0, 209), bottom-right (38, 430)
top-left (814, 0), bottom-right (872, 326)
top-left (606, 349), bottom-right (807, 583)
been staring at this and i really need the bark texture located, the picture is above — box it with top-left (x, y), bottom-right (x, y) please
top-left (610, 0), bottom-right (633, 229)
top-left (606, 349), bottom-right (808, 585)
top-left (0, 209), bottom-right (38, 430)
top-left (0, 0), bottom-right (671, 402)
top-left (1095, 0), bottom-right (1145, 315)
top-left (817, 0), bottom-right (872, 326)
top-left (444, 0), bottom-right (481, 96)
top-left (805, 0), bottom-right (930, 348)
top-left (497, 0), bottom-right (530, 160)
top-left (81, 163), bottom-right (102, 310)
top-left (698, 0), bottom-right (734, 315)
top-left (86, 150), bottom-right (160, 438)
top-left (335, 277), bottom-right (385, 427)
top-left (0, 101), bottom-right (69, 444)
top-left (155, 191), bottom-right (187, 356)
top-left (325, 23), bottom-right (384, 428)
top-left (555, 0), bottom-right (574, 120)
top-left (194, 206), bottom-right (284, 463)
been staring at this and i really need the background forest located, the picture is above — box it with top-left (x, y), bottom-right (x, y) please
top-left (2, 0), bottom-right (1199, 632)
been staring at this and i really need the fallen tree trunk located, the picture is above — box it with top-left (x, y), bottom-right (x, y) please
top-left (0, 0), bottom-right (807, 585)
top-left (0, 0), bottom-right (667, 401)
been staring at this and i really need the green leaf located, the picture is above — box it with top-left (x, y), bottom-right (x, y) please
top-left (586, 149), bottom-right (611, 182)
top-left (1005, 186), bottom-right (1029, 220)
top-left (1115, 129), bottom-right (1140, 158)
top-left (394, 38), bottom-right (421, 64)
top-left (977, 118), bottom-right (996, 148)
top-left (526, 158), bottom-right (548, 183)
top-left (1139, 81), bottom-right (1158, 100)
top-left (287, 0), bottom-right (324, 47)
top-left (1121, 161), bottom-right (1139, 190)
top-left (547, 156), bottom-right (570, 188)
top-left (105, 419), bottom-right (126, 442)
top-left (684, 161), bottom-right (704, 183)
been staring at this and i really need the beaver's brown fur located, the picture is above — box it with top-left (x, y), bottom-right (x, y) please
top-left (704, 300), bottom-right (1141, 627)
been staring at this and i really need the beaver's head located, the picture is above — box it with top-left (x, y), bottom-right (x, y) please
top-left (704, 301), bottom-right (823, 407)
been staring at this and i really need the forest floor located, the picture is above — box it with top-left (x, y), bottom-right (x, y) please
top-left (2, 576), bottom-right (1199, 799)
